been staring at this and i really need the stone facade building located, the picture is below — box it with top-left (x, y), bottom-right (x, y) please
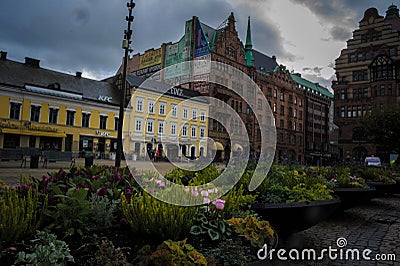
top-left (333, 4), bottom-right (400, 163)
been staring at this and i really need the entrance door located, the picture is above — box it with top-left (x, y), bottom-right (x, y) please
top-left (65, 135), bottom-right (72, 152)
top-left (190, 146), bottom-right (196, 160)
top-left (98, 138), bottom-right (105, 159)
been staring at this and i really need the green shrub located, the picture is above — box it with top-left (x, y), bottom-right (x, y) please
top-left (142, 239), bottom-right (208, 266)
top-left (14, 230), bottom-right (74, 265)
top-left (227, 215), bottom-right (275, 248)
top-left (89, 193), bottom-right (120, 231)
top-left (220, 185), bottom-right (257, 218)
top-left (44, 187), bottom-right (92, 238)
top-left (121, 191), bottom-right (198, 240)
top-left (76, 235), bottom-right (131, 266)
top-left (0, 184), bottom-right (45, 248)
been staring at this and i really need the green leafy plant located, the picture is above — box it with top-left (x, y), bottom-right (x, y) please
top-left (121, 191), bottom-right (198, 240)
top-left (14, 230), bottom-right (74, 265)
top-left (142, 239), bottom-right (208, 266)
top-left (89, 193), bottom-right (120, 231)
top-left (0, 183), bottom-right (45, 248)
top-left (76, 235), bottom-right (131, 266)
top-left (353, 167), bottom-right (396, 184)
top-left (190, 204), bottom-right (232, 242)
top-left (45, 187), bottom-right (92, 237)
top-left (226, 215), bottom-right (276, 248)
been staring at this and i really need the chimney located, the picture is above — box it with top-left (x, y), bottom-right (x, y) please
top-left (272, 55), bottom-right (276, 61)
top-left (24, 57), bottom-right (40, 68)
top-left (76, 71), bottom-right (82, 78)
top-left (0, 51), bottom-right (7, 60)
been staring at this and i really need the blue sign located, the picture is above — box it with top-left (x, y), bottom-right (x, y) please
top-left (195, 22), bottom-right (210, 58)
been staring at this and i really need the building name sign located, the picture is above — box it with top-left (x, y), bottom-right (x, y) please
top-left (96, 130), bottom-right (110, 137)
top-left (168, 87), bottom-right (184, 97)
top-left (98, 95), bottom-right (113, 103)
top-left (0, 120), bottom-right (57, 133)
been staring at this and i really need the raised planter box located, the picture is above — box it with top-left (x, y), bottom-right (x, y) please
top-left (367, 182), bottom-right (397, 197)
top-left (251, 198), bottom-right (341, 237)
top-left (333, 187), bottom-right (376, 210)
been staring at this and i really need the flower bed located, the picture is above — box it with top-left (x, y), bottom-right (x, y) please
top-left (0, 164), bottom-right (276, 265)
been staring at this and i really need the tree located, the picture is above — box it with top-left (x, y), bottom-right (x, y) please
top-left (361, 104), bottom-right (400, 153)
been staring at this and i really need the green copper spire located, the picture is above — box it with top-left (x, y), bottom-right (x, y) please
top-left (245, 16), bottom-right (254, 67)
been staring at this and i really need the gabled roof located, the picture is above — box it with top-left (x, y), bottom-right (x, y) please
top-left (0, 57), bottom-right (119, 105)
top-left (290, 73), bottom-right (333, 99)
top-left (253, 50), bottom-right (279, 73)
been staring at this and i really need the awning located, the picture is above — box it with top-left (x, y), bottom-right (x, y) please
top-left (233, 143), bottom-right (243, 152)
top-left (1, 128), bottom-right (67, 138)
top-left (213, 141), bottom-right (224, 151)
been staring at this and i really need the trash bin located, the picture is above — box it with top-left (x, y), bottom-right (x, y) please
top-left (85, 156), bottom-right (94, 168)
top-left (30, 155), bottom-right (39, 169)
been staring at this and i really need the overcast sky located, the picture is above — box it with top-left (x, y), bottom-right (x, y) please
top-left (0, 0), bottom-right (397, 88)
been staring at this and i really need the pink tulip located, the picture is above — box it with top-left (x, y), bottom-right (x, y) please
top-left (203, 197), bottom-right (211, 204)
top-left (212, 199), bottom-right (226, 210)
top-left (192, 189), bottom-right (199, 197)
top-left (201, 190), bottom-right (209, 197)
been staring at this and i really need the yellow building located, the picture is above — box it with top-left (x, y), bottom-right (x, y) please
top-left (0, 53), bottom-right (209, 162)
top-left (0, 54), bottom-right (120, 158)
top-left (122, 75), bottom-right (209, 161)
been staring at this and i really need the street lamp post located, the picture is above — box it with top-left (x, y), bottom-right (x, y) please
top-left (115, 0), bottom-right (135, 168)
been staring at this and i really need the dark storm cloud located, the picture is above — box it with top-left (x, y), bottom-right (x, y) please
top-left (289, 0), bottom-right (395, 41)
top-left (303, 66), bottom-right (323, 75)
top-left (302, 73), bottom-right (334, 90)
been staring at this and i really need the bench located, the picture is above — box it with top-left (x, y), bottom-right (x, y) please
top-left (42, 151), bottom-right (75, 168)
top-left (0, 148), bottom-right (28, 167)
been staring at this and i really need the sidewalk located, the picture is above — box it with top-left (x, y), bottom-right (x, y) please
top-left (0, 158), bottom-right (181, 185)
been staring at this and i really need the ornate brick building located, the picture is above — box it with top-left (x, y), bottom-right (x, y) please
top-left (333, 4), bottom-right (400, 163)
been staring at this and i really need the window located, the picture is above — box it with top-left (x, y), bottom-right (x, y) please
top-left (170, 122), bottom-right (177, 136)
top-left (200, 127), bottom-right (205, 138)
top-left (148, 100), bottom-right (155, 114)
top-left (99, 115), bottom-right (107, 130)
top-left (280, 105), bottom-right (284, 115)
top-left (158, 120), bottom-right (164, 134)
top-left (136, 97), bottom-right (144, 112)
top-left (30, 105), bottom-right (41, 122)
top-left (66, 110), bottom-right (75, 126)
top-left (49, 108), bottom-right (58, 124)
top-left (280, 119), bottom-right (284, 128)
top-left (182, 124), bottom-right (188, 137)
top-left (147, 119), bottom-right (154, 133)
top-left (191, 126), bottom-right (196, 138)
top-left (380, 85), bottom-right (385, 96)
top-left (340, 107), bottom-right (345, 118)
top-left (257, 99), bottom-right (262, 109)
top-left (183, 107), bottom-right (188, 119)
top-left (82, 112), bottom-right (90, 128)
top-left (171, 104), bottom-right (178, 117)
top-left (347, 106), bottom-right (352, 118)
top-left (340, 89), bottom-right (346, 100)
top-left (273, 102), bottom-right (277, 113)
top-left (159, 102), bottom-right (166, 115)
top-left (200, 110), bottom-right (206, 122)
top-left (299, 99), bottom-right (303, 107)
top-left (192, 108), bottom-right (197, 120)
top-left (294, 109), bottom-right (297, 118)
top-left (280, 92), bottom-right (285, 101)
top-left (135, 118), bottom-right (142, 132)
top-left (274, 89), bottom-right (277, 98)
top-left (9, 102), bottom-right (21, 120)
top-left (114, 117), bottom-right (119, 131)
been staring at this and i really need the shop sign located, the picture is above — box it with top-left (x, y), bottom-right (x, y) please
top-left (98, 95), bottom-right (113, 103)
top-left (96, 130), bottom-right (110, 137)
top-left (0, 119), bottom-right (57, 132)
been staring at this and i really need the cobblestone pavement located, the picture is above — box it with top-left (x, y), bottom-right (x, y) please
top-left (264, 196), bottom-right (400, 266)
